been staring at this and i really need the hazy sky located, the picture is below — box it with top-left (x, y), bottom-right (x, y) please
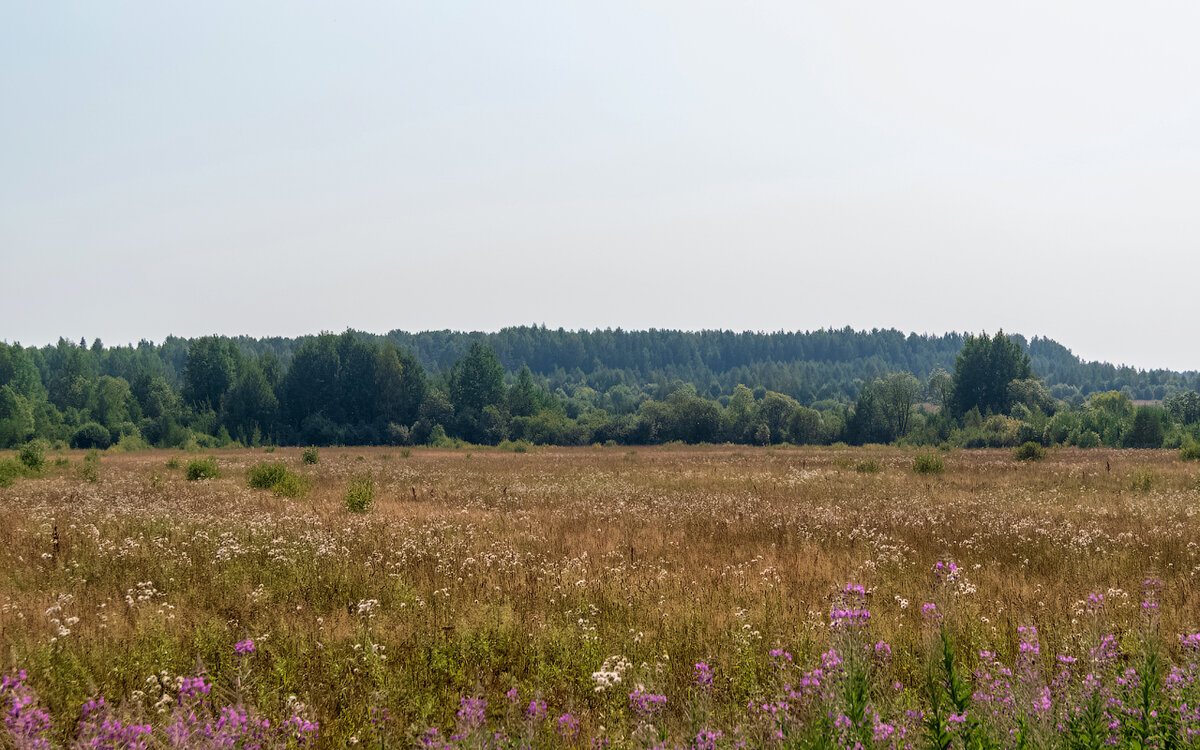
top-left (3, 3), bottom-right (1199, 370)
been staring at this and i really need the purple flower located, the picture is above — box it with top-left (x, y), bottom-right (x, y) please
top-left (694, 661), bottom-right (714, 689)
top-left (456, 697), bottom-right (487, 731)
top-left (556, 713), bottom-right (580, 737)
top-left (526, 699), bottom-right (547, 721)
top-left (630, 688), bottom-right (667, 719)
top-left (234, 638), bottom-right (256, 656)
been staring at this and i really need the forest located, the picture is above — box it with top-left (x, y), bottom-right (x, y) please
top-left (1, 326), bottom-right (1198, 451)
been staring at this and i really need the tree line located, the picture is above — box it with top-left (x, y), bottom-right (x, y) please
top-left (0, 328), bottom-right (1197, 450)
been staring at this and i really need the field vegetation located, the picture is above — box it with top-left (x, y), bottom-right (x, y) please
top-left (3, 445), bottom-right (1200, 747)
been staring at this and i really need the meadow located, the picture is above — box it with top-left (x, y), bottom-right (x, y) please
top-left (3, 444), bottom-right (1200, 748)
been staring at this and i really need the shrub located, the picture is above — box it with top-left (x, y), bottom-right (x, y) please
top-left (0, 458), bottom-right (23, 487)
top-left (301, 446), bottom-right (319, 465)
top-left (1014, 441), bottom-right (1047, 462)
top-left (344, 473), bottom-right (375, 513)
top-left (79, 450), bottom-right (100, 483)
top-left (246, 461), bottom-right (289, 490)
top-left (912, 453), bottom-right (945, 475)
top-left (1131, 467), bottom-right (1157, 492)
top-left (18, 439), bottom-right (47, 472)
top-left (855, 458), bottom-right (883, 473)
top-left (428, 424), bottom-right (450, 447)
top-left (70, 422), bottom-right (112, 450)
top-left (1182, 441), bottom-right (1200, 462)
top-left (115, 434), bottom-right (151, 452)
top-left (185, 457), bottom-right (221, 481)
top-left (499, 439), bottom-right (532, 453)
top-left (246, 461), bottom-right (311, 498)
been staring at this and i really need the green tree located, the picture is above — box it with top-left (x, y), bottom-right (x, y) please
top-left (880, 372), bottom-right (921, 438)
top-left (846, 381), bottom-right (892, 444)
top-left (449, 343), bottom-right (505, 413)
top-left (92, 375), bottom-right (133, 428)
top-left (222, 362), bottom-right (279, 441)
top-left (183, 336), bottom-right (238, 409)
top-left (373, 343), bottom-right (409, 425)
top-left (926, 367), bottom-right (953, 408)
top-left (283, 334), bottom-right (341, 427)
top-left (1125, 406), bottom-right (1165, 448)
top-left (722, 384), bottom-right (756, 442)
top-left (506, 366), bottom-right (545, 418)
top-left (1164, 391), bottom-right (1200, 425)
top-left (757, 391), bottom-right (801, 444)
top-left (0, 385), bottom-right (35, 447)
top-left (949, 331), bottom-right (1033, 416)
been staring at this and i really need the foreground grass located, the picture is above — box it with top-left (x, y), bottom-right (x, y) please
top-left (1, 445), bottom-right (1199, 747)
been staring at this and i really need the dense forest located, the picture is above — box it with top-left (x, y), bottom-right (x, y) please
top-left (1, 326), bottom-right (1198, 451)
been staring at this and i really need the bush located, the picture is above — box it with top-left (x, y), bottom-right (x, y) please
top-left (18, 439), bottom-right (47, 472)
top-left (428, 424), bottom-right (450, 447)
top-left (1181, 442), bottom-right (1200, 462)
top-left (912, 453), bottom-right (945, 475)
top-left (1131, 467), bottom-right (1157, 492)
top-left (499, 439), bottom-right (532, 453)
top-left (855, 458), bottom-right (883, 473)
top-left (0, 458), bottom-right (23, 487)
top-left (70, 422), bottom-right (112, 450)
top-left (344, 473), bottom-right (375, 513)
top-left (1014, 441), bottom-right (1047, 462)
top-left (79, 450), bottom-right (100, 483)
top-left (301, 446), bottom-right (319, 465)
top-left (246, 461), bottom-right (311, 498)
top-left (115, 434), bottom-right (151, 452)
top-left (185, 457), bottom-right (221, 481)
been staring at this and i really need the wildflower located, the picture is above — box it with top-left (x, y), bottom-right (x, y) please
top-left (630, 687), bottom-right (667, 718)
top-left (234, 638), bottom-right (256, 656)
top-left (557, 713), bottom-right (580, 737)
top-left (526, 699), bottom-right (547, 721)
top-left (693, 661), bottom-right (714, 689)
top-left (456, 697), bottom-right (486, 731)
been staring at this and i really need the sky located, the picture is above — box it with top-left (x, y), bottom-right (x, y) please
top-left (3, 2), bottom-right (1200, 371)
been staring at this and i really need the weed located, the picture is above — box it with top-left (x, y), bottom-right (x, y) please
top-left (344, 473), bottom-right (375, 512)
top-left (79, 450), bottom-right (100, 483)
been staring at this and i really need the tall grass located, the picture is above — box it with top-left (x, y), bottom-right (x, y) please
top-left (2, 446), bottom-right (1199, 746)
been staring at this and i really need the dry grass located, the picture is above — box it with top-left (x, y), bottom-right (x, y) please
top-left (2, 445), bottom-right (1199, 744)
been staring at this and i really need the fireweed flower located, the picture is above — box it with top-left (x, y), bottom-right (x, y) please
top-left (630, 687), bottom-right (667, 719)
top-left (526, 699), bottom-right (547, 721)
top-left (456, 697), bottom-right (486, 731)
top-left (556, 713), bottom-right (580, 737)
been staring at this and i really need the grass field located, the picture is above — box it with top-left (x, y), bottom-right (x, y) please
top-left (3, 445), bottom-right (1200, 747)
